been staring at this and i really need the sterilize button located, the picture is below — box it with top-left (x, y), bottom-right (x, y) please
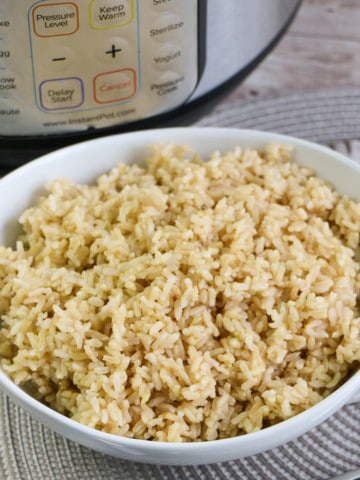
top-left (149, 14), bottom-right (184, 42)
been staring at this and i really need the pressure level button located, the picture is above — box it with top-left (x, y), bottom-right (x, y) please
top-left (31, 2), bottom-right (79, 37)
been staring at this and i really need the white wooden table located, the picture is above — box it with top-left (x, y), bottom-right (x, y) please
top-left (227, 0), bottom-right (360, 102)
top-left (220, 0), bottom-right (360, 161)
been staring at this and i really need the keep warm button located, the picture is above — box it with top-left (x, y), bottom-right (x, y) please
top-left (93, 69), bottom-right (136, 104)
top-left (89, 0), bottom-right (134, 29)
top-left (39, 77), bottom-right (84, 110)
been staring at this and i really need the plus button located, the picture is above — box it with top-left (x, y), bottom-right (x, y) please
top-left (105, 44), bottom-right (122, 58)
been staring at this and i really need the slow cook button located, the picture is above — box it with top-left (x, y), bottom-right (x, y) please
top-left (31, 2), bottom-right (79, 37)
top-left (0, 73), bottom-right (19, 94)
top-left (39, 77), bottom-right (84, 110)
top-left (93, 68), bottom-right (137, 104)
top-left (89, 0), bottom-right (134, 30)
top-left (153, 44), bottom-right (183, 71)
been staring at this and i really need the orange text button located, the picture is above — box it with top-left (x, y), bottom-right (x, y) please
top-left (93, 69), bottom-right (136, 104)
top-left (32, 2), bottom-right (79, 37)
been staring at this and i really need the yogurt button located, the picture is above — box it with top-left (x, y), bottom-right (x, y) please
top-left (152, 43), bottom-right (183, 71)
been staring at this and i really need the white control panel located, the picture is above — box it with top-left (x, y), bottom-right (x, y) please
top-left (0, 0), bottom-right (198, 135)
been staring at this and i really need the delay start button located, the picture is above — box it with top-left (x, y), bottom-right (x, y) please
top-left (39, 77), bottom-right (84, 110)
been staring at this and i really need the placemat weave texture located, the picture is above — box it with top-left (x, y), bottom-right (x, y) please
top-left (1, 87), bottom-right (360, 480)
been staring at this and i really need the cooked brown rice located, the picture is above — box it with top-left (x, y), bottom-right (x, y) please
top-left (1, 142), bottom-right (360, 442)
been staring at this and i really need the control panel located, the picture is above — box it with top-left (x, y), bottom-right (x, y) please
top-left (0, 0), bottom-right (198, 135)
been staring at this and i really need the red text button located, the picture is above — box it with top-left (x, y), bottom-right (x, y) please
top-left (93, 68), bottom-right (136, 104)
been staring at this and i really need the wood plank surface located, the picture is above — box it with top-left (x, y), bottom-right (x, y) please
top-left (218, 1), bottom-right (360, 162)
top-left (226, 0), bottom-right (360, 102)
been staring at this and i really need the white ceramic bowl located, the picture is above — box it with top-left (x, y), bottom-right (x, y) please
top-left (0, 127), bottom-right (360, 466)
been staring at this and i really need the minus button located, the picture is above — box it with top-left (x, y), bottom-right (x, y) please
top-left (46, 47), bottom-right (73, 70)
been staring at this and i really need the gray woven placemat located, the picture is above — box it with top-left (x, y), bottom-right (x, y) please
top-left (1, 87), bottom-right (360, 480)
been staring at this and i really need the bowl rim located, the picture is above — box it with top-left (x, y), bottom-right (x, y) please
top-left (2, 126), bottom-right (360, 183)
top-left (1, 360), bottom-right (360, 452)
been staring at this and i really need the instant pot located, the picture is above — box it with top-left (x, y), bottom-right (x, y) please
top-left (0, 0), bottom-right (301, 168)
